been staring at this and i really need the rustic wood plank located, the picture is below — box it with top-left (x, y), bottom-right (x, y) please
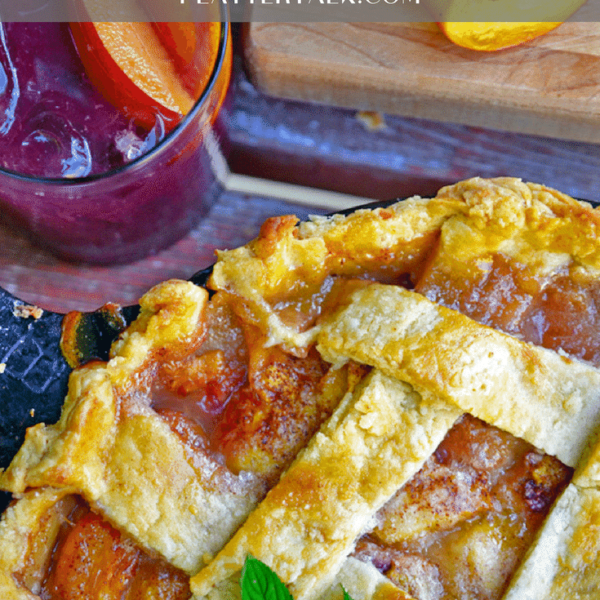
top-left (243, 22), bottom-right (600, 143)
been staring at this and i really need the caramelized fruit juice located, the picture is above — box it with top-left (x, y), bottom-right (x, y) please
top-left (0, 20), bottom-right (231, 264)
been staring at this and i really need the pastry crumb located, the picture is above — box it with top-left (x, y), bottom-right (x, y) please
top-left (356, 110), bottom-right (387, 131)
top-left (13, 303), bottom-right (44, 319)
top-left (30, 408), bottom-right (35, 417)
top-left (0, 363), bottom-right (5, 374)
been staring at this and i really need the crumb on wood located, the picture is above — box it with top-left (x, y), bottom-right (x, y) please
top-left (13, 303), bottom-right (44, 319)
top-left (356, 110), bottom-right (387, 132)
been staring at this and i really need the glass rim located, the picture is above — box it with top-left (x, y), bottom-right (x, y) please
top-left (0, 15), bottom-right (231, 186)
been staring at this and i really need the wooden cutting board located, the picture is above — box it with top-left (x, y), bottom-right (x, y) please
top-left (243, 21), bottom-right (600, 143)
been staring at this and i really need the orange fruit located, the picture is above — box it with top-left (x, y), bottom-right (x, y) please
top-left (70, 22), bottom-right (221, 130)
top-left (430, 0), bottom-right (587, 51)
top-left (438, 22), bottom-right (562, 52)
top-left (152, 23), bottom-right (221, 99)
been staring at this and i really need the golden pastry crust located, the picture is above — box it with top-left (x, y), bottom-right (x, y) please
top-left (205, 557), bottom-right (414, 600)
top-left (318, 558), bottom-right (415, 600)
top-left (209, 191), bottom-right (462, 349)
top-left (1, 365), bottom-right (116, 497)
top-left (428, 178), bottom-right (600, 272)
top-left (0, 280), bottom-right (265, 575)
top-left (502, 482), bottom-right (600, 599)
top-left (0, 488), bottom-right (74, 599)
top-left (317, 284), bottom-right (600, 468)
top-left (201, 551), bottom-right (414, 600)
top-left (209, 177), bottom-right (600, 351)
top-left (190, 370), bottom-right (461, 600)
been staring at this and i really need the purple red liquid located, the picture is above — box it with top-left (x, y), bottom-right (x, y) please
top-left (0, 21), bottom-right (230, 264)
top-left (0, 22), bottom-right (167, 179)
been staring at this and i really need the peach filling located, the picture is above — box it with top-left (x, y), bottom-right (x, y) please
top-left (354, 414), bottom-right (572, 600)
top-left (416, 251), bottom-right (600, 367)
top-left (150, 292), bottom-right (361, 487)
top-left (38, 499), bottom-right (190, 600)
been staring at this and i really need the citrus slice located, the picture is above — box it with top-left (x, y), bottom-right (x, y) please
top-left (70, 22), bottom-right (221, 130)
top-left (152, 23), bottom-right (221, 99)
top-left (438, 22), bottom-right (561, 51)
top-left (430, 0), bottom-right (586, 51)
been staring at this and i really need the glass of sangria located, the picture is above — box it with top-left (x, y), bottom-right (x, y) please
top-left (0, 16), bottom-right (231, 264)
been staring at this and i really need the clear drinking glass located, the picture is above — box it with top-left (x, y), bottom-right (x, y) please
top-left (0, 18), bottom-right (231, 265)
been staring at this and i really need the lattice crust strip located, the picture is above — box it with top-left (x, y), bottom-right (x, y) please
top-left (317, 284), bottom-right (600, 469)
top-left (501, 483), bottom-right (600, 599)
top-left (190, 370), bottom-right (462, 600)
top-left (502, 427), bottom-right (600, 599)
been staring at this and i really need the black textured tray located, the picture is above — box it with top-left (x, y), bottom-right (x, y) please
top-left (0, 265), bottom-right (214, 459)
top-left (0, 288), bottom-right (70, 467)
top-left (0, 264), bottom-right (215, 513)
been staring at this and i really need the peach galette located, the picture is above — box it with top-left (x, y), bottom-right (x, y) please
top-left (3, 178), bottom-right (600, 600)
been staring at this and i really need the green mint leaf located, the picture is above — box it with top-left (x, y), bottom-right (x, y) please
top-left (239, 556), bottom-right (356, 600)
top-left (341, 585), bottom-right (355, 600)
top-left (241, 555), bottom-right (293, 600)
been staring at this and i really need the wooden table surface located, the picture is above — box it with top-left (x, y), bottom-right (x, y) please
top-left (4, 31), bottom-right (600, 315)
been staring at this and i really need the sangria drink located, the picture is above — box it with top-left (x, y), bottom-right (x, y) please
top-left (0, 18), bottom-right (231, 264)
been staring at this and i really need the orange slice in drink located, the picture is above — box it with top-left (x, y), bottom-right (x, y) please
top-left (70, 22), bottom-right (221, 130)
top-left (153, 23), bottom-right (217, 98)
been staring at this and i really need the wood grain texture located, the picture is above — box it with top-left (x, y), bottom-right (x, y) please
top-left (243, 22), bottom-right (600, 143)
